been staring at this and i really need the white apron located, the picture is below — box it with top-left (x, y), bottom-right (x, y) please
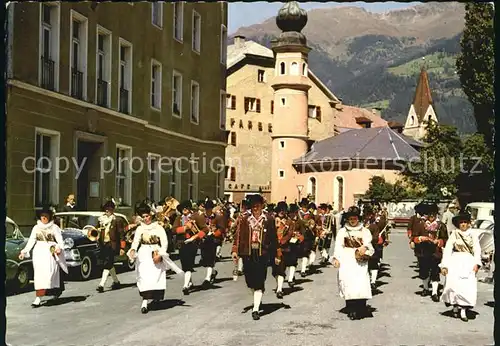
top-left (440, 229), bottom-right (482, 307)
top-left (22, 221), bottom-right (68, 290)
top-left (334, 225), bottom-right (375, 300)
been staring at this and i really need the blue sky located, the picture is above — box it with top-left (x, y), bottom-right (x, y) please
top-left (228, 2), bottom-right (420, 33)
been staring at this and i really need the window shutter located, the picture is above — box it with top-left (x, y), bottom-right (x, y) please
top-left (231, 95), bottom-right (236, 109)
top-left (244, 97), bottom-right (249, 112)
top-left (256, 99), bottom-right (261, 113)
top-left (271, 101), bottom-right (274, 114)
top-left (316, 107), bottom-right (322, 122)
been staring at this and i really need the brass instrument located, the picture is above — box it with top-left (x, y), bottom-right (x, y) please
top-left (83, 225), bottom-right (102, 242)
top-left (355, 248), bottom-right (370, 263)
top-left (49, 245), bottom-right (56, 255)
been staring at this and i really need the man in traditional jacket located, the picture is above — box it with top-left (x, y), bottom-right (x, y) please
top-left (363, 205), bottom-right (389, 290)
top-left (412, 203), bottom-right (448, 301)
top-left (232, 194), bottom-right (278, 320)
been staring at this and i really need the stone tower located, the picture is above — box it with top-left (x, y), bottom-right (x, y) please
top-left (402, 65), bottom-right (438, 141)
top-left (270, 1), bottom-right (311, 202)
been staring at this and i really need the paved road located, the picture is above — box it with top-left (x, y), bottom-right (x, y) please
top-left (6, 232), bottom-right (494, 346)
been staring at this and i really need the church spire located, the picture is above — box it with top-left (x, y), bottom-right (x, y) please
top-left (412, 65), bottom-right (433, 122)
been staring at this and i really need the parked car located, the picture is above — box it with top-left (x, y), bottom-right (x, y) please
top-left (5, 217), bottom-right (33, 289)
top-left (54, 212), bottom-right (135, 280)
top-left (466, 202), bottom-right (494, 225)
top-left (469, 221), bottom-right (495, 265)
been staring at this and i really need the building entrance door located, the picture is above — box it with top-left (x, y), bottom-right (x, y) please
top-left (76, 140), bottom-right (102, 211)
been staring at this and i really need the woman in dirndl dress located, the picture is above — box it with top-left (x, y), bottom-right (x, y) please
top-left (333, 206), bottom-right (374, 320)
top-left (440, 211), bottom-right (482, 322)
top-left (128, 203), bottom-right (170, 314)
top-left (19, 205), bottom-right (68, 307)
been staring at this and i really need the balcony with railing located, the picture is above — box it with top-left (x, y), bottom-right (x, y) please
top-left (97, 79), bottom-right (109, 107)
top-left (71, 68), bottom-right (84, 100)
top-left (40, 56), bottom-right (55, 91)
top-left (119, 88), bottom-right (130, 114)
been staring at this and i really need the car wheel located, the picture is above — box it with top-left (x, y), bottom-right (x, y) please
top-left (127, 259), bottom-right (135, 271)
top-left (80, 256), bottom-right (93, 280)
top-left (17, 265), bottom-right (30, 289)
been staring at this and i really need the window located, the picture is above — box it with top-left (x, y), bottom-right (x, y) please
top-left (172, 70), bottom-right (183, 117)
top-left (39, 3), bottom-right (60, 91)
top-left (152, 2), bottom-right (163, 28)
top-left (410, 115), bottom-right (415, 126)
top-left (69, 11), bottom-right (88, 100)
top-left (229, 167), bottom-right (236, 181)
top-left (230, 118), bottom-right (235, 128)
top-left (151, 60), bottom-right (162, 109)
top-left (279, 140), bottom-right (285, 149)
top-left (168, 158), bottom-right (181, 199)
top-left (96, 26), bottom-right (111, 107)
top-left (219, 90), bottom-right (227, 129)
top-left (279, 170), bottom-right (285, 179)
top-left (279, 61), bottom-right (285, 75)
top-left (268, 123), bottom-right (272, 133)
top-left (239, 120), bottom-right (244, 129)
top-left (258, 122), bottom-right (263, 131)
top-left (257, 69), bottom-right (265, 82)
top-left (187, 161), bottom-right (199, 200)
top-left (308, 177), bottom-right (317, 203)
top-left (308, 105), bottom-right (317, 118)
top-left (302, 63), bottom-right (307, 76)
top-left (147, 154), bottom-right (161, 202)
top-left (280, 97), bottom-right (286, 107)
top-left (230, 132), bottom-right (236, 146)
top-left (226, 94), bottom-right (236, 109)
top-left (244, 97), bottom-right (260, 113)
top-left (119, 39), bottom-right (132, 114)
top-left (290, 62), bottom-right (299, 75)
top-left (190, 81), bottom-right (200, 124)
top-left (336, 176), bottom-right (344, 211)
top-left (248, 121), bottom-right (253, 130)
top-left (115, 145), bottom-right (132, 206)
top-left (220, 24), bottom-right (227, 65)
top-left (192, 10), bottom-right (201, 53)
top-left (34, 129), bottom-right (60, 208)
top-left (173, 2), bottom-right (184, 41)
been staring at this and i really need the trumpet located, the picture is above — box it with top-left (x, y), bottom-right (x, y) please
top-left (83, 225), bottom-right (103, 242)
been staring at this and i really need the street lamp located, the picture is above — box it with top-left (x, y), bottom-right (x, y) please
top-left (297, 184), bottom-right (304, 202)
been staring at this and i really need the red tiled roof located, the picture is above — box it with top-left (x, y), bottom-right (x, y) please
top-left (413, 67), bottom-right (433, 122)
top-left (336, 106), bottom-right (388, 129)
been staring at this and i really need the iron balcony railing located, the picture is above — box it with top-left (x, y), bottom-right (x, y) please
top-left (97, 79), bottom-right (109, 107)
top-left (40, 56), bottom-right (55, 91)
top-left (119, 88), bottom-right (130, 114)
top-left (71, 68), bottom-right (84, 100)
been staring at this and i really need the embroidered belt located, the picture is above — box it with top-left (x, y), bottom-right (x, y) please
top-left (251, 243), bottom-right (260, 249)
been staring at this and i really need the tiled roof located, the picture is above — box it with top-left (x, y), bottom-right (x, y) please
top-left (336, 105), bottom-right (388, 129)
top-left (413, 67), bottom-right (433, 122)
top-left (293, 126), bottom-right (423, 164)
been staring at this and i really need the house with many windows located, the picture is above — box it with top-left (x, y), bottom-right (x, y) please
top-left (6, 2), bottom-right (228, 226)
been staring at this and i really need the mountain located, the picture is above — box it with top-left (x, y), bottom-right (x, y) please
top-left (231, 2), bottom-right (476, 134)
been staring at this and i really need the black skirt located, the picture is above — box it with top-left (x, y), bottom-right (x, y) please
top-left (179, 241), bottom-right (198, 272)
top-left (100, 242), bottom-right (116, 270)
top-left (318, 234), bottom-right (333, 251)
top-left (243, 251), bottom-right (269, 291)
top-left (199, 238), bottom-right (217, 268)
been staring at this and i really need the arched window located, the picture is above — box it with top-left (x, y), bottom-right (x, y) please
top-left (308, 177), bottom-right (317, 203)
top-left (280, 62), bottom-right (286, 75)
top-left (302, 63), bottom-right (307, 76)
top-left (409, 115), bottom-right (415, 126)
top-left (290, 62), bottom-right (299, 75)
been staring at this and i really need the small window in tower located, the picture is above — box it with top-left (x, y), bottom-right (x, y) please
top-left (280, 97), bottom-right (286, 107)
top-left (230, 118), bottom-right (235, 128)
top-left (280, 62), bottom-right (285, 75)
top-left (278, 169), bottom-right (285, 179)
top-left (302, 63), bottom-right (307, 76)
top-left (279, 140), bottom-right (286, 149)
top-left (410, 116), bottom-right (415, 126)
top-left (308, 105), bottom-right (317, 118)
top-left (290, 62), bottom-right (299, 75)
top-left (248, 121), bottom-right (253, 130)
top-left (268, 123), bottom-right (272, 133)
top-left (239, 120), bottom-right (244, 129)
top-left (257, 69), bottom-right (265, 83)
top-left (258, 122), bottom-right (263, 131)
top-left (271, 100), bottom-right (274, 114)
top-left (230, 132), bottom-right (237, 146)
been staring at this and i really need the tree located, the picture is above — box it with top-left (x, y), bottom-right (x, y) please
top-left (363, 176), bottom-right (413, 203)
top-left (456, 3), bottom-right (495, 149)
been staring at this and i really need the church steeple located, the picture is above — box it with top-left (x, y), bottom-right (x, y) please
top-left (412, 66), bottom-right (434, 123)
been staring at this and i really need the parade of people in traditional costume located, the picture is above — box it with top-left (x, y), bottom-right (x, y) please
top-left (19, 205), bottom-right (68, 307)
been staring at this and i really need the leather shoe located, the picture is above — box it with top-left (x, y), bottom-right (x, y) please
top-left (252, 311), bottom-right (260, 320)
top-left (141, 307), bottom-right (148, 314)
top-left (182, 287), bottom-right (190, 295)
top-left (431, 294), bottom-right (440, 302)
top-left (276, 291), bottom-right (284, 299)
top-left (96, 286), bottom-right (104, 293)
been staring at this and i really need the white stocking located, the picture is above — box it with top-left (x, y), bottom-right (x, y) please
top-left (205, 267), bottom-right (213, 281)
top-left (99, 269), bottom-right (110, 287)
top-left (321, 249), bottom-right (328, 259)
top-left (277, 276), bottom-right (284, 292)
top-left (288, 266), bottom-right (296, 282)
top-left (33, 297), bottom-right (41, 305)
top-left (301, 257), bottom-right (308, 272)
top-left (309, 251), bottom-right (316, 265)
top-left (141, 299), bottom-right (148, 309)
top-left (238, 257), bottom-right (244, 271)
top-left (216, 245), bottom-right (222, 256)
top-left (184, 271), bottom-right (192, 288)
top-left (431, 281), bottom-right (439, 295)
top-left (422, 278), bottom-right (430, 290)
top-left (253, 290), bottom-right (263, 312)
top-left (370, 270), bottom-right (378, 284)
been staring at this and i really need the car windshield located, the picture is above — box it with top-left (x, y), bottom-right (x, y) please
top-left (57, 214), bottom-right (101, 230)
top-left (6, 221), bottom-right (23, 240)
